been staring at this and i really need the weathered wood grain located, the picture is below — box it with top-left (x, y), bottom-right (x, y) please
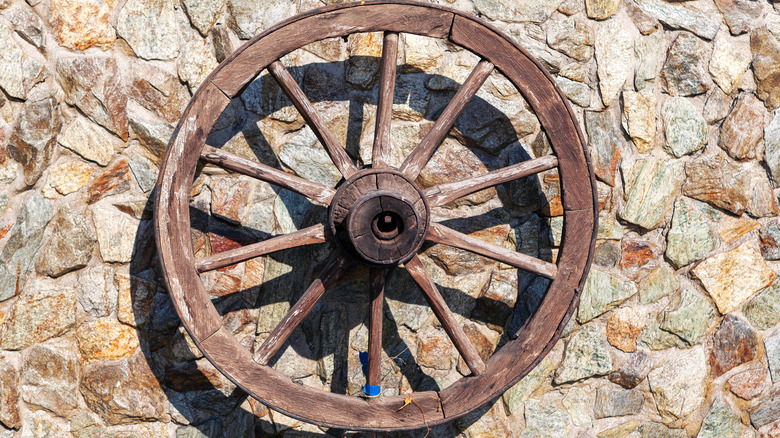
top-left (201, 145), bottom-right (336, 205)
top-left (405, 255), bottom-right (486, 376)
top-left (423, 155), bottom-right (558, 207)
top-left (372, 32), bottom-right (399, 169)
top-left (268, 60), bottom-right (358, 179)
top-left (399, 60), bottom-right (494, 180)
top-left (195, 224), bottom-right (328, 273)
top-left (254, 252), bottom-right (353, 365)
top-left (426, 222), bottom-right (558, 280)
top-left (367, 269), bottom-right (387, 394)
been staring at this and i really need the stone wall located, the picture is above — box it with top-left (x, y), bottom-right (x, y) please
top-left (0, 0), bottom-right (779, 436)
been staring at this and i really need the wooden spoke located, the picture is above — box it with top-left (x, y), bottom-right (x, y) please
top-left (427, 222), bottom-right (557, 280)
top-left (367, 268), bottom-right (387, 395)
top-left (405, 255), bottom-right (486, 376)
top-left (424, 155), bottom-right (559, 207)
top-left (255, 252), bottom-right (353, 365)
top-left (268, 60), bottom-right (358, 178)
top-left (399, 60), bottom-right (494, 179)
top-left (195, 224), bottom-right (328, 273)
top-left (372, 32), bottom-right (399, 169)
top-left (201, 145), bottom-right (336, 205)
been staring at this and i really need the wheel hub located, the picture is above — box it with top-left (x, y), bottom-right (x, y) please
top-left (329, 168), bottom-right (429, 266)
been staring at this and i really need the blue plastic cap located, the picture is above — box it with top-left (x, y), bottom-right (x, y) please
top-left (363, 384), bottom-right (381, 397)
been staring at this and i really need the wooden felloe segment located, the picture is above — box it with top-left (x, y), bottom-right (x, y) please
top-left (195, 224), bottom-right (328, 273)
top-left (200, 145), bottom-right (336, 205)
top-left (406, 255), bottom-right (486, 376)
top-left (373, 32), bottom-right (399, 169)
top-left (400, 60), bottom-right (495, 180)
top-left (211, 4), bottom-right (454, 97)
top-left (155, 0), bottom-right (597, 431)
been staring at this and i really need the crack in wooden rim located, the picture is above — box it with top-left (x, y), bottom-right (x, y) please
top-left (154, 0), bottom-right (598, 431)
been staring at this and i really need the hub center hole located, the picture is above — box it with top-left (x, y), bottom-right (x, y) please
top-left (372, 212), bottom-right (402, 240)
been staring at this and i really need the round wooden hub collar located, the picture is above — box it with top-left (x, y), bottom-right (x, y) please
top-left (329, 168), bottom-right (429, 266)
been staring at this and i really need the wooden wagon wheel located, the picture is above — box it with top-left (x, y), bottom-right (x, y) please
top-left (154, 0), bottom-right (597, 431)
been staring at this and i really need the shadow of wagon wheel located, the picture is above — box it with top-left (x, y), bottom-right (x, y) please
top-left (129, 58), bottom-right (555, 437)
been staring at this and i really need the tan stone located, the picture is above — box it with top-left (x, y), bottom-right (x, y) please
top-left (718, 215), bottom-right (759, 243)
top-left (417, 328), bottom-right (454, 370)
top-left (606, 307), bottom-right (646, 352)
top-left (77, 319), bottom-right (140, 361)
top-left (0, 288), bottom-right (76, 350)
top-left (115, 273), bottom-right (156, 328)
top-left (719, 93), bottom-right (766, 160)
top-left (50, 0), bottom-right (115, 50)
top-left (58, 117), bottom-right (118, 166)
top-left (709, 31), bottom-right (751, 94)
top-left (46, 160), bottom-right (92, 196)
top-left (691, 241), bottom-right (776, 314)
top-left (622, 89), bottom-right (656, 153)
top-left (751, 26), bottom-right (780, 110)
top-left (586, 0), bottom-right (620, 20)
top-left (403, 33), bottom-right (442, 73)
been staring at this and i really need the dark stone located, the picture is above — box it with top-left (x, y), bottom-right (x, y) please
top-left (660, 32), bottom-right (709, 96)
top-left (7, 96), bottom-right (62, 186)
top-left (709, 314), bottom-right (758, 377)
top-left (609, 350), bottom-right (651, 389)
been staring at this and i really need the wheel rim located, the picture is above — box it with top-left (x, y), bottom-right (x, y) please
top-left (154, 0), bottom-right (598, 431)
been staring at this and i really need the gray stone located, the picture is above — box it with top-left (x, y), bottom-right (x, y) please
top-left (766, 329), bottom-right (780, 383)
top-left (56, 57), bottom-right (129, 140)
top-left (634, 0), bottom-right (721, 40)
top-left (609, 350), bottom-right (652, 389)
top-left (523, 399), bottom-right (572, 437)
top-left (545, 14), bottom-right (594, 61)
top-left (647, 347), bottom-right (708, 421)
top-left (76, 266), bottom-right (117, 318)
top-left (765, 109), bottom-right (780, 186)
top-left (92, 204), bottom-right (140, 263)
top-left (117, 0), bottom-right (179, 60)
top-left (7, 5), bottom-right (45, 49)
top-left (0, 287), bottom-right (76, 350)
top-left (760, 220), bottom-right (780, 260)
top-left (660, 289), bottom-right (714, 346)
top-left (554, 324), bottom-right (613, 384)
top-left (751, 26), bottom-right (780, 110)
top-left (743, 278), bottom-right (780, 330)
top-left (635, 31), bottom-right (664, 90)
top-left (0, 22), bottom-right (46, 100)
top-left (562, 386), bottom-right (592, 427)
top-left (594, 241), bottom-right (620, 268)
top-left (585, 109), bottom-right (624, 186)
top-left (620, 158), bottom-right (684, 230)
top-left (36, 205), bottom-right (96, 277)
top-left (715, 0), bottom-right (762, 35)
top-left (227, 0), bottom-right (294, 39)
top-left (709, 30), bottom-right (752, 94)
top-left (594, 387), bottom-right (643, 418)
top-left (502, 356), bottom-right (555, 414)
top-left (278, 127), bottom-right (342, 187)
top-left (7, 96), bottom-right (62, 186)
top-left (586, 0), bottom-right (620, 20)
top-left (128, 152), bottom-right (158, 193)
top-left (662, 98), bottom-right (707, 158)
top-left (19, 410), bottom-right (67, 438)
top-left (638, 423), bottom-right (688, 438)
top-left (665, 198), bottom-right (714, 268)
top-left (58, 117), bottom-right (118, 167)
top-left (682, 152), bottom-right (753, 215)
top-left (0, 193), bottom-right (53, 302)
top-left (692, 241), bottom-right (776, 314)
top-left (595, 17), bottom-right (636, 106)
top-left (748, 385), bottom-right (780, 428)
top-left (183, 0), bottom-right (224, 36)
top-left (639, 264), bottom-right (679, 305)
top-left (20, 338), bottom-right (80, 417)
top-left (661, 32), bottom-right (710, 96)
top-left (698, 399), bottom-right (743, 438)
top-left (703, 88), bottom-right (732, 124)
top-left (719, 93), bottom-right (766, 160)
top-left (0, 353), bottom-right (20, 429)
top-left (81, 352), bottom-right (167, 425)
top-left (577, 269), bottom-right (637, 323)
top-left (710, 314), bottom-right (758, 377)
top-left (128, 114), bottom-right (174, 162)
top-left (178, 38), bottom-right (218, 93)
top-left (473, 0), bottom-right (565, 23)
top-left (556, 76), bottom-right (591, 107)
